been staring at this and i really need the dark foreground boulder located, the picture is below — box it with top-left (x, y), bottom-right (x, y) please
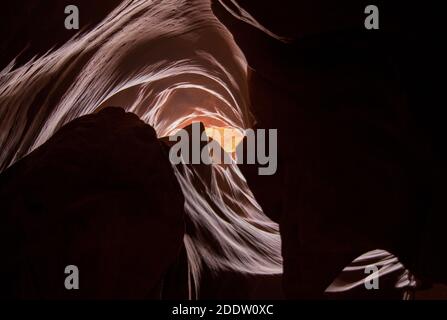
top-left (0, 107), bottom-right (185, 299)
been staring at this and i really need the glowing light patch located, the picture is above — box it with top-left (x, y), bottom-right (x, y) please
top-left (205, 126), bottom-right (244, 154)
top-left (0, 0), bottom-right (284, 299)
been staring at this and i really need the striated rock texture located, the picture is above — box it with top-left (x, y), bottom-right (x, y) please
top-left (219, 1), bottom-right (446, 298)
top-left (1, 0), bottom-right (445, 299)
top-left (0, 107), bottom-right (185, 299)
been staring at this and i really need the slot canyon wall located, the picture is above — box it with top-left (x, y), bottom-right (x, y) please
top-left (0, 0), bottom-right (445, 299)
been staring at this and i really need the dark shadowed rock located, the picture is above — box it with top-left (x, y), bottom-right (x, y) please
top-left (1, 0), bottom-right (445, 300)
top-left (0, 107), bottom-right (185, 299)
top-left (223, 2), bottom-right (446, 298)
